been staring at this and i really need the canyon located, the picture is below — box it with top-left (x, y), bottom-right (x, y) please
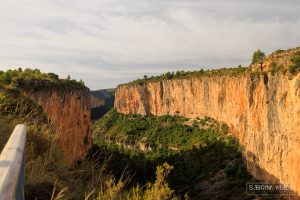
top-left (115, 72), bottom-right (300, 196)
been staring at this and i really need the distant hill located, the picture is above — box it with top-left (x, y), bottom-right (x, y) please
top-left (90, 88), bottom-right (115, 120)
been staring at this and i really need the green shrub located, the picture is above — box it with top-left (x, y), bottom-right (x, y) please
top-left (289, 51), bottom-right (300, 75)
top-left (270, 61), bottom-right (284, 75)
top-left (87, 163), bottom-right (178, 200)
top-left (272, 49), bottom-right (285, 55)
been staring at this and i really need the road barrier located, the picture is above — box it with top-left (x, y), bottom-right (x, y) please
top-left (0, 124), bottom-right (26, 200)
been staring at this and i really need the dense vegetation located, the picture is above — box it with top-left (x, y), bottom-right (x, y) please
top-left (91, 106), bottom-right (111, 121)
top-left (92, 109), bottom-right (255, 199)
top-left (271, 46), bottom-right (300, 55)
top-left (271, 49), bottom-right (285, 55)
top-left (0, 68), bottom-right (85, 90)
top-left (127, 66), bottom-right (248, 85)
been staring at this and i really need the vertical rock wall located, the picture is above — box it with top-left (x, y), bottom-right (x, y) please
top-left (115, 73), bottom-right (300, 195)
top-left (23, 87), bottom-right (91, 165)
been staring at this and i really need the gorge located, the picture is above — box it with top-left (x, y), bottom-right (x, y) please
top-left (1, 47), bottom-right (300, 199)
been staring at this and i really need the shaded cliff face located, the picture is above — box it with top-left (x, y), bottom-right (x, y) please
top-left (23, 87), bottom-right (91, 165)
top-left (90, 94), bottom-right (105, 108)
top-left (90, 89), bottom-right (115, 108)
top-left (115, 73), bottom-right (300, 195)
top-left (90, 89), bottom-right (116, 120)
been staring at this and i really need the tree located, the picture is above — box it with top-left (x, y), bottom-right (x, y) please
top-left (67, 74), bottom-right (71, 80)
top-left (252, 50), bottom-right (265, 70)
top-left (165, 72), bottom-right (174, 80)
top-left (144, 75), bottom-right (148, 79)
top-left (48, 73), bottom-right (59, 80)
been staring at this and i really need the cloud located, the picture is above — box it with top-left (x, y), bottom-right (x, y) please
top-left (0, 0), bottom-right (299, 89)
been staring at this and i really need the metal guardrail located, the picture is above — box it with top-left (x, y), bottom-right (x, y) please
top-left (0, 124), bottom-right (27, 200)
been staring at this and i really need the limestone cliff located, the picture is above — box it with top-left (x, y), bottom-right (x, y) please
top-left (21, 84), bottom-right (91, 165)
top-left (115, 73), bottom-right (300, 196)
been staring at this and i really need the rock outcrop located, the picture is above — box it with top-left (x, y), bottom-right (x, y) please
top-left (115, 73), bottom-right (300, 196)
top-left (21, 84), bottom-right (91, 165)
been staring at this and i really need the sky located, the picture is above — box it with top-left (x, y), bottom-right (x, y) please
top-left (0, 0), bottom-right (299, 89)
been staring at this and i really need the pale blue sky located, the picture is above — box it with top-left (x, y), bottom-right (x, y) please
top-left (0, 0), bottom-right (299, 89)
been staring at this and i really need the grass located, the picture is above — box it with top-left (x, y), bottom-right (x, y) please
top-left (0, 118), bottom-right (22, 151)
top-left (86, 163), bottom-right (179, 200)
top-left (0, 87), bottom-right (46, 151)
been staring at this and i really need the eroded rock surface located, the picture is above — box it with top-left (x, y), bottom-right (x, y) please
top-left (23, 86), bottom-right (91, 165)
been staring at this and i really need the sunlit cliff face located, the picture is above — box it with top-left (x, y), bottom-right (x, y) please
top-left (115, 73), bottom-right (300, 196)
